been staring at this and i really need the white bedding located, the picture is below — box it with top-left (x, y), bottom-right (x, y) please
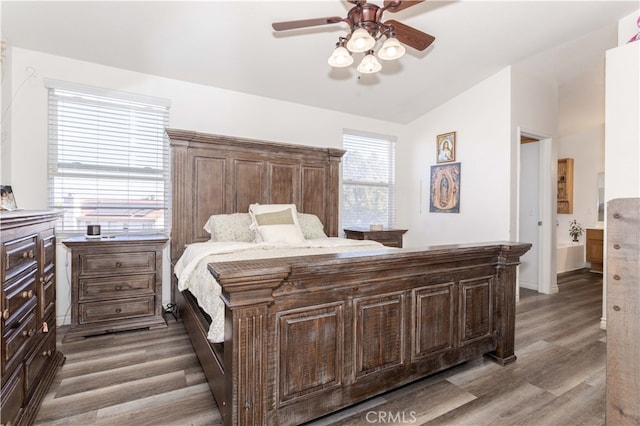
top-left (174, 238), bottom-right (387, 343)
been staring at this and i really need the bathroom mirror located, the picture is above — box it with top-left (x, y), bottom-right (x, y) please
top-left (597, 172), bottom-right (605, 223)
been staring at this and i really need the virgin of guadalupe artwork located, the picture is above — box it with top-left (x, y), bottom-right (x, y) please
top-left (429, 163), bottom-right (461, 213)
top-left (436, 132), bottom-right (456, 163)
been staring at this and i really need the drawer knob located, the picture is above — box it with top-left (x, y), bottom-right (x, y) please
top-left (28, 250), bottom-right (34, 259)
top-left (21, 290), bottom-right (34, 299)
top-left (2, 309), bottom-right (9, 320)
top-left (22, 328), bottom-right (35, 337)
top-left (22, 251), bottom-right (28, 259)
top-left (115, 285), bottom-right (122, 291)
top-left (42, 349), bottom-right (52, 357)
top-left (115, 308), bottom-right (122, 314)
top-left (115, 262), bottom-right (123, 268)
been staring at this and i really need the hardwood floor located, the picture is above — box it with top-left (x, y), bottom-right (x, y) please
top-left (35, 269), bottom-right (604, 426)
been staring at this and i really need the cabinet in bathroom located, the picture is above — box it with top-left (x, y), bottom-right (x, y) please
top-left (586, 228), bottom-right (604, 273)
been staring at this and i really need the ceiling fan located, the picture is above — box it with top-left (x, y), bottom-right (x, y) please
top-left (272, 0), bottom-right (435, 74)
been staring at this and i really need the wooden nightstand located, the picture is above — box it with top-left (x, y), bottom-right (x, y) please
top-left (344, 227), bottom-right (408, 248)
top-left (62, 234), bottom-right (168, 342)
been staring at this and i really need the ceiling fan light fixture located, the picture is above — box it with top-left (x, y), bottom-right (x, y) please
top-left (346, 27), bottom-right (376, 53)
top-left (357, 51), bottom-right (382, 74)
top-left (328, 45), bottom-right (354, 67)
top-left (377, 36), bottom-right (405, 61)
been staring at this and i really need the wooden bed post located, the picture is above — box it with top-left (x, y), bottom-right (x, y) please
top-left (209, 262), bottom-right (291, 426)
top-left (486, 243), bottom-right (531, 365)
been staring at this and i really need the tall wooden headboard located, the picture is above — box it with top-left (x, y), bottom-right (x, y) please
top-left (167, 128), bottom-right (345, 265)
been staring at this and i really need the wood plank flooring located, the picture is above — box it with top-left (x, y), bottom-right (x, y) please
top-left (35, 269), bottom-right (604, 426)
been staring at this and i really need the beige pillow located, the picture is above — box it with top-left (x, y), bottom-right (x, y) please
top-left (249, 204), bottom-right (305, 244)
top-left (203, 213), bottom-right (254, 242)
top-left (297, 213), bottom-right (328, 239)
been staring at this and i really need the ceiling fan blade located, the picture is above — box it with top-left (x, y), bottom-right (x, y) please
top-left (383, 0), bottom-right (424, 13)
top-left (385, 19), bottom-right (435, 51)
top-left (272, 17), bottom-right (343, 31)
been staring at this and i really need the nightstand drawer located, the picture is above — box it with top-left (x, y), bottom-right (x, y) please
top-left (79, 296), bottom-right (156, 324)
top-left (80, 252), bottom-right (156, 276)
top-left (79, 274), bottom-right (156, 301)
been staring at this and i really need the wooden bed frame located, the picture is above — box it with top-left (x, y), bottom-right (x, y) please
top-left (168, 129), bottom-right (531, 426)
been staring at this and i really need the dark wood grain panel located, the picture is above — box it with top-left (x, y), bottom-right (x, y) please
top-left (354, 293), bottom-right (404, 377)
top-left (278, 303), bottom-right (343, 402)
top-left (233, 159), bottom-right (263, 213)
top-left (194, 156), bottom-right (225, 241)
top-left (412, 283), bottom-right (455, 358)
top-left (459, 277), bottom-right (493, 344)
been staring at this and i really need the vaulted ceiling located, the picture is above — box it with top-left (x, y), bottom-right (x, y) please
top-left (2, 1), bottom-right (638, 124)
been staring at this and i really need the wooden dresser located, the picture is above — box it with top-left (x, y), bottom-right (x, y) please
top-left (344, 227), bottom-right (408, 248)
top-left (586, 228), bottom-right (604, 273)
top-left (62, 234), bottom-right (168, 342)
top-left (1, 210), bottom-right (65, 426)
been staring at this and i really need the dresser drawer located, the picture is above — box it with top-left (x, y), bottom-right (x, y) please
top-left (79, 296), bottom-right (156, 324)
top-left (3, 267), bottom-right (38, 328)
top-left (3, 311), bottom-right (38, 368)
top-left (80, 252), bottom-right (156, 276)
top-left (2, 234), bottom-right (37, 282)
top-left (24, 328), bottom-right (56, 398)
top-left (0, 366), bottom-right (25, 426)
top-left (79, 274), bottom-right (156, 301)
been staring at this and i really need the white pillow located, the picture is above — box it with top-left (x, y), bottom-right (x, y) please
top-left (249, 204), bottom-right (305, 244)
top-left (203, 213), bottom-right (255, 242)
top-left (297, 213), bottom-right (328, 239)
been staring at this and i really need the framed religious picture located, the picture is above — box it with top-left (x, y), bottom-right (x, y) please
top-left (0, 185), bottom-right (18, 210)
top-left (429, 162), bottom-right (461, 213)
top-left (436, 131), bottom-right (456, 163)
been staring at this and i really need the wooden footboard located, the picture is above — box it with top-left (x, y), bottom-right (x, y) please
top-left (191, 242), bottom-right (530, 426)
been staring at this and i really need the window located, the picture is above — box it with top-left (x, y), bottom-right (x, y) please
top-left (342, 131), bottom-right (396, 230)
top-left (47, 81), bottom-right (170, 235)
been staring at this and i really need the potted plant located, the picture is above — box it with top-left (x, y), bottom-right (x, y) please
top-left (569, 219), bottom-right (584, 242)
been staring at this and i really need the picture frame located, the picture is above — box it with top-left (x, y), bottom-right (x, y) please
top-left (436, 131), bottom-right (456, 163)
top-left (0, 185), bottom-right (18, 211)
top-left (429, 162), bottom-right (461, 213)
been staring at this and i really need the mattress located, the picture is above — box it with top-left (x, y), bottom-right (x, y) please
top-left (174, 238), bottom-right (387, 342)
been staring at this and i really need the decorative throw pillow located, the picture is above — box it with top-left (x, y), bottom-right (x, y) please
top-left (249, 204), bottom-right (305, 244)
top-left (297, 213), bottom-right (328, 239)
top-left (203, 213), bottom-right (254, 242)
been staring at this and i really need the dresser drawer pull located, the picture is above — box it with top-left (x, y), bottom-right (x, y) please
top-left (21, 290), bottom-right (34, 299)
top-left (115, 285), bottom-right (122, 291)
top-left (115, 308), bottom-right (122, 314)
top-left (115, 262), bottom-right (123, 268)
top-left (42, 349), bottom-right (53, 357)
top-left (2, 309), bottom-right (9, 320)
top-left (22, 250), bottom-right (35, 259)
top-left (22, 328), bottom-right (35, 337)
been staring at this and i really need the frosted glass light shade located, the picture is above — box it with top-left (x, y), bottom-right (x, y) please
top-left (357, 52), bottom-right (382, 74)
top-left (328, 46), bottom-right (354, 67)
top-left (346, 28), bottom-right (376, 53)
top-left (377, 37), bottom-right (405, 61)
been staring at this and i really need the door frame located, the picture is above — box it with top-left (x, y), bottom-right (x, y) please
top-left (517, 128), bottom-right (557, 295)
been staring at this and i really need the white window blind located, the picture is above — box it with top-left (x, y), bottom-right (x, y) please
top-left (342, 131), bottom-right (396, 229)
top-left (47, 82), bottom-right (170, 235)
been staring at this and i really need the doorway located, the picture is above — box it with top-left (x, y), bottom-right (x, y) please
top-left (518, 131), bottom-right (557, 295)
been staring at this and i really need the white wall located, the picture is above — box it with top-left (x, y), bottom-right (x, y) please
top-left (4, 47), bottom-right (406, 325)
top-left (601, 10), bottom-right (640, 329)
top-left (399, 68), bottom-right (512, 248)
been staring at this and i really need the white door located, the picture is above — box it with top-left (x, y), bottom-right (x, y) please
top-left (519, 140), bottom-right (540, 290)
